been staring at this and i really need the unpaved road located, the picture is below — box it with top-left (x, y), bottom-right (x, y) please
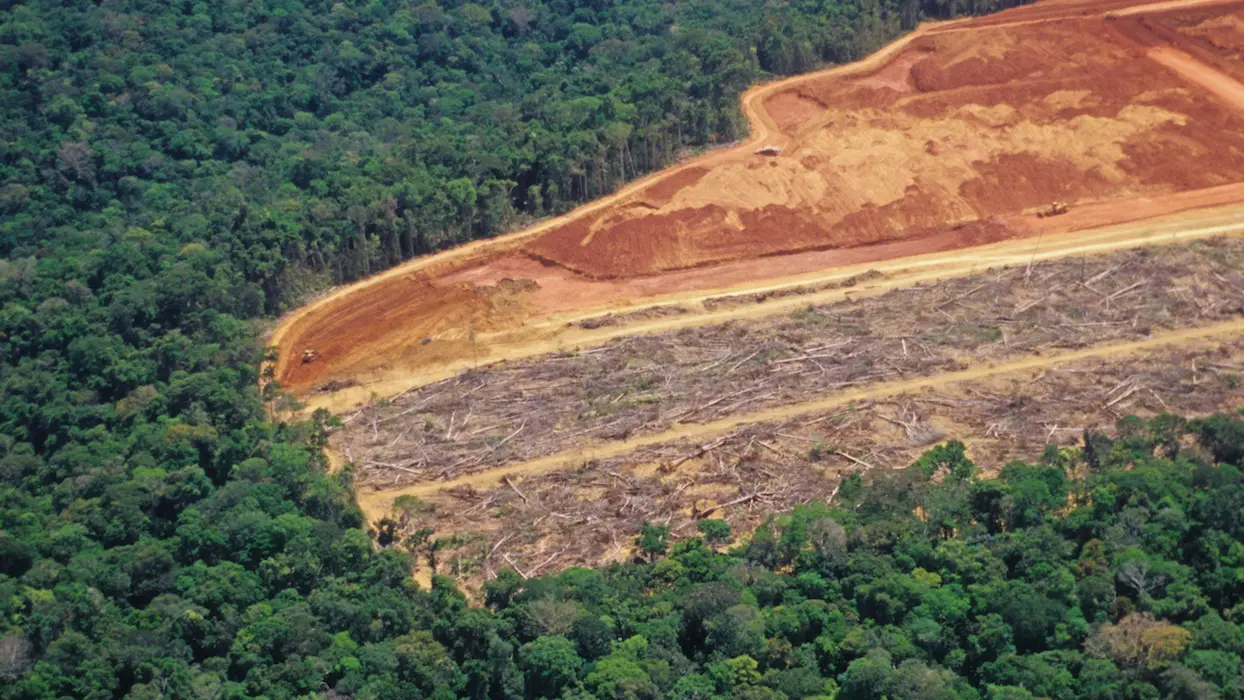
top-left (1114, 0), bottom-right (1244, 15)
top-left (1149, 45), bottom-right (1244, 108)
top-left (356, 316), bottom-right (1244, 520)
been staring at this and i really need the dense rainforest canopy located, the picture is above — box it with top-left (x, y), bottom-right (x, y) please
top-left (24, 0), bottom-right (1244, 698)
top-left (9, 406), bottom-right (1244, 698)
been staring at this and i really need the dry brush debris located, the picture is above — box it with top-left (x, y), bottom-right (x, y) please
top-left (339, 239), bottom-right (1244, 490)
top-left (399, 337), bottom-right (1244, 585)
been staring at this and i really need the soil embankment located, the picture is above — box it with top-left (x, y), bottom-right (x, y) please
top-left (273, 0), bottom-right (1244, 406)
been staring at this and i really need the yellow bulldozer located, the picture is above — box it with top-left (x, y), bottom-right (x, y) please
top-left (1036, 201), bottom-right (1069, 218)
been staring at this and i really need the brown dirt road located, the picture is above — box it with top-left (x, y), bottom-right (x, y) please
top-left (272, 0), bottom-right (1244, 409)
top-left (1114, 0), bottom-right (1244, 15)
top-left (1148, 45), bottom-right (1244, 106)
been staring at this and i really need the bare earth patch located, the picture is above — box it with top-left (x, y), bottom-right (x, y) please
top-left (524, 18), bottom-right (1244, 278)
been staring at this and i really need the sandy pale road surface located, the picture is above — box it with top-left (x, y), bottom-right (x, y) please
top-left (273, 0), bottom-right (1244, 408)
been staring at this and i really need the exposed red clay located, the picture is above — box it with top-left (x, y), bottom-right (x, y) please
top-left (273, 0), bottom-right (1244, 400)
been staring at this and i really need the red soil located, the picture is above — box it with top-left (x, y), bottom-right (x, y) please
top-left (276, 276), bottom-right (524, 391)
top-left (522, 12), bottom-right (1244, 280)
top-left (1141, 4), bottom-right (1244, 81)
top-left (636, 167), bottom-right (710, 206)
top-left (763, 91), bottom-right (830, 132)
top-left (443, 180), bottom-right (1244, 319)
top-left (274, 0), bottom-right (1244, 397)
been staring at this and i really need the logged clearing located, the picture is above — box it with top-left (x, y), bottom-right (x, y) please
top-left (340, 239), bottom-right (1244, 493)
top-left (273, 0), bottom-right (1244, 401)
top-left (344, 237), bottom-right (1244, 581)
top-left (369, 327), bottom-right (1244, 581)
top-left (344, 238), bottom-right (1244, 534)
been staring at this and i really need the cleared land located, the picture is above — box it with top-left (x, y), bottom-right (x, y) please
top-left (526, 13), bottom-right (1244, 278)
top-left (289, 195), bottom-right (1244, 414)
top-left (342, 238), bottom-right (1244, 577)
top-left (272, 0), bottom-right (1244, 402)
top-left (280, 0), bottom-right (1244, 583)
top-left (1132, 3), bottom-right (1244, 79)
top-left (341, 239), bottom-right (1244, 490)
top-left (371, 326), bottom-right (1244, 580)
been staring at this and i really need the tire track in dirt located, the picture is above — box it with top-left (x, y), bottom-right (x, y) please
top-left (355, 317), bottom-right (1244, 519)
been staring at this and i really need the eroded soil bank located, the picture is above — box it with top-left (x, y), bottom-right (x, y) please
top-left (274, 0), bottom-right (1244, 409)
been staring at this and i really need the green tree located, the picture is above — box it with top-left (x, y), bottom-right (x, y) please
top-left (638, 521), bottom-right (671, 562)
top-left (520, 636), bottom-right (583, 699)
top-left (698, 519), bottom-right (732, 551)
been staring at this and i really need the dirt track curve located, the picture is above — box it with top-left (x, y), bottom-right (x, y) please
top-left (273, 0), bottom-right (1244, 414)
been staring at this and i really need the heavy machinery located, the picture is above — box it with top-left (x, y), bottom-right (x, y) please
top-left (1036, 201), bottom-right (1069, 218)
top-left (301, 349), bottom-right (321, 364)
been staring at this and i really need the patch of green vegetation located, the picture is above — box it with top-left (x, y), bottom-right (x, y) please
top-left (631, 377), bottom-right (657, 392)
top-left (792, 305), bottom-right (831, 327)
